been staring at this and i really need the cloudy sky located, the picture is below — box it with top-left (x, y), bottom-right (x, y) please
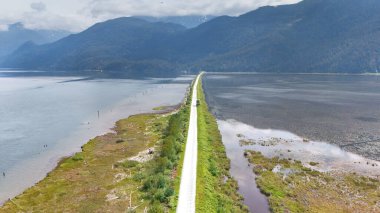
top-left (0, 0), bottom-right (300, 32)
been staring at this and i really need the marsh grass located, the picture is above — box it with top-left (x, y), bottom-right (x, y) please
top-left (246, 151), bottom-right (380, 213)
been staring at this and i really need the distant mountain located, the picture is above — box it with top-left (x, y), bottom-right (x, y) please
top-left (3, 0), bottom-right (380, 75)
top-left (2, 18), bottom-right (185, 76)
top-left (0, 23), bottom-right (69, 61)
top-left (136, 16), bottom-right (215, 28)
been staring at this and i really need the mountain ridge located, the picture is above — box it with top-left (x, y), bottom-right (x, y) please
top-left (2, 0), bottom-right (380, 76)
top-left (0, 23), bottom-right (69, 61)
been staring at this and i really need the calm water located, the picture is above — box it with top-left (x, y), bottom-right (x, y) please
top-left (0, 72), bottom-right (192, 204)
top-left (203, 73), bottom-right (380, 213)
top-left (204, 73), bottom-right (380, 160)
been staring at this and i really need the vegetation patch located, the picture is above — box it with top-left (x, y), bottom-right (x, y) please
top-left (153, 106), bottom-right (168, 111)
top-left (196, 79), bottom-right (248, 212)
top-left (0, 93), bottom-right (191, 212)
top-left (239, 139), bottom-right (256, 146)
top-left (245, 151), bottom-right (380, 213)
top-left (139, 100), bottom-right (190, 212)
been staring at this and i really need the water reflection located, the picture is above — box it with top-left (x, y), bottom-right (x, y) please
top-left (204, 73), bottom-right (380, 161)
top-left (219, 120), bottom-right (380, 177)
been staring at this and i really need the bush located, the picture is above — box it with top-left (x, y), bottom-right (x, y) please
top-left (148, 203), bottom-right (165, 213)
top-left (209, 159), bottom-right (218, 176)
top-left (72, 153), bottom-right (84, 161)
top-left (133, 173), bottom-right (144, 181)
top-left (140, 97), bottom-right (190, 210)
top-left (116, 139), bottom-right (125, 143)
top-left (121, 160), bottom-right (138, 168)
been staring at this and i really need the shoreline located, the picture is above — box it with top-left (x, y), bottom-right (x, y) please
top-left (0, 107), bottom-right (173, 207)
top-left (0, 78), bottom-right (191, 206)
top-left (0, 101), bottom-right (189, 211)
top-left (206, 72), bottom-right (380, 76)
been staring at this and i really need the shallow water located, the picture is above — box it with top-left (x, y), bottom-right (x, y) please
top-left (203, 73), bottom-right (380, 213)
top-left (0, 74), bottom-right (192, 204)
top-left (204, 73), bottom-right (380, 160)
top-left (218, 120), bottom-right (270, 213)
top-left (219, 119), bottom-right (380, 177)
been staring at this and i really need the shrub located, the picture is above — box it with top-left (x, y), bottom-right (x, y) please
top-left (140, 93), bottom-right (190, 210)
top-left (121, 160), bottom-right (138, 168)
top-left (72, 153), bottom-right (84, 161)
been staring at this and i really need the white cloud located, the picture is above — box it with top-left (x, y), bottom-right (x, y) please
top-left (0, 24), bottom-right (9, 31)
top-left (85, 0), bottom-right (301, 18)
top-left (0, 0), bottom-right (301, 32)
top-left (30, 2), bottom-right (47, 12)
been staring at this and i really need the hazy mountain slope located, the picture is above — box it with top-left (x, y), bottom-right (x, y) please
top-left (136, 16), bottom-right (215, 28)
top-left (0, 23), bottom-right (69, 60)
top-left (3, 0), bottom-right (380, 75)
top-left (3, 18), bottom-right (185, 76)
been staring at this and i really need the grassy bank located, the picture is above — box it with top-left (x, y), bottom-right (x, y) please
top-left (196, 79), bottom-right (248, 212)
top-left (1, 114), bottom-right (166, 212)
top-left (246, 151), bottom-right (380, 212)
top-left (0, 94), bottom-right (191, 212)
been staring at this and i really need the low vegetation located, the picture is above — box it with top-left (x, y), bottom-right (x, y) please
top-left (245, 151), bottom-right (380, 213)
top-left (1, 113), bottom-right (167, 212)
top-left (139, 98), bottom-right (190, 212)
top-left (0, 91), bottom-right (191, 212)
top-left (196, 79), bottom-right (248, 212)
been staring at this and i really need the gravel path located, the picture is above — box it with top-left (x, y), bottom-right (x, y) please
top-left (177, 74), bottom-right (202, 213)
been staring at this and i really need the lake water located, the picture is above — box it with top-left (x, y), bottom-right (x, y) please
top-left (203, 73), bottom-right (380, 213)
top-left (0, 72), bottom-right (192, 204)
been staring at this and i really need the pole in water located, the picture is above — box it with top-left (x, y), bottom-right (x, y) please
top-left (97, 110), bottom-right (100, 119)
top-left (3, 172), bottom-right (5, 177)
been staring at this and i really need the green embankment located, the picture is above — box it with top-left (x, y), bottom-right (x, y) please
top-left (246, 151), bottom-right (380, 213)
top-left (0, 91), bottom-right (191, 213)
top-left (196, 79), bottom-right (248, 212)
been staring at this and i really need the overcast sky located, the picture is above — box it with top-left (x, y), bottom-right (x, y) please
top-left (0, 0), bottom-right (301, 32)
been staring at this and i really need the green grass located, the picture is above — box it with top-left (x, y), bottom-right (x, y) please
top-left (153, 106), bottom-right (167, 111)
top-left (196, 78), bottom-right (248, 212)
top-left (246, 151), bottom-right (380, 213)
top-left (0, 96), bottom-right (193, 213)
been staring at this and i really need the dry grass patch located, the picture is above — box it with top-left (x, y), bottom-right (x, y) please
top-left (0, 114), bottom-right (169, 213)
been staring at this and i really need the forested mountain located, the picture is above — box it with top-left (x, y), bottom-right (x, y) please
top-left (2, 0), bottom-right (380, 76)
top-left (2, 18), bottom-right (185, 76)
top-left (188, 0), bottom-right (380, 73)
top-left (0, 23), bottom-right (68, 60)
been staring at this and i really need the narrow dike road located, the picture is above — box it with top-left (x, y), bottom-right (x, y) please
top-left (177, 73), bottom-right (202, 213)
